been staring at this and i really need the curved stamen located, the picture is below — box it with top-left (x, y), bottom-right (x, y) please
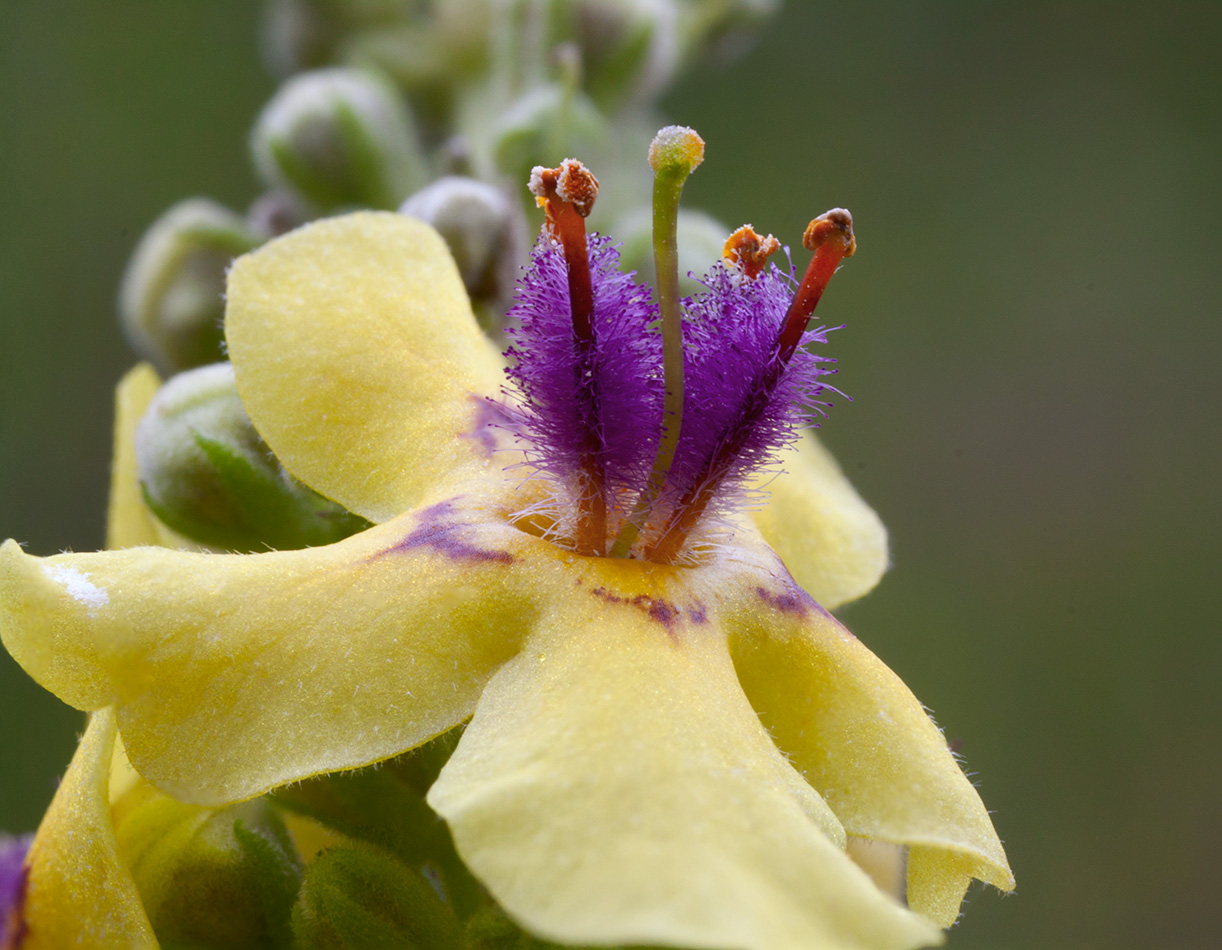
top-left (777, 209), bottom-right (856, 364)
top-left (528, 160), bottom-right (607, 555)
top-left (644, 210), bottom-right (855, 564)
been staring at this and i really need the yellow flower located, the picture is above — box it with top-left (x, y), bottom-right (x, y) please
top-left (1, 212), bottom-right (1011, 949)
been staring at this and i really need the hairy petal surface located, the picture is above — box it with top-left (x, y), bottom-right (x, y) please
top-left (225, 212), bottom-right (504, 524)
top-left (18, 709), bottom-right (157, 949)
top-left (430, 591), bottom-right (940, 950)
top-left (0, 498), bottom-right (531, 805)
top-left (729, 596), bottom-right (1014, 927)
top-left (750, 430), bottom-right (889, 609)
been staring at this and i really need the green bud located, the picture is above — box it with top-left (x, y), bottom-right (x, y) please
top-left (568, 0), bottom-right (680, 109)
top-left (292, 846), bottom-right (462, 949)
top-left (260, 0), bottom-right (408, 77)
top-left (400, 176), bottom-right (521, 315)
top-left (112, 784), bottom-right (301, 949)
top-left (251, 67), bottom-right (427, 211)
top-left (135, 362), bottom-right (370, 552)
top-left (119, 199), bottom-right (258, 374)
top-left (489, 84), bottom-right (607, 197)
top-left (617, 206), bottom-right (731, 296)
top-left (679, 0), bottom-right (782, 63)
top-left (247, 189), bottom-right (311, 241)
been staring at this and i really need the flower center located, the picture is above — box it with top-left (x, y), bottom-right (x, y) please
top-left (505, 129), bottom-right (853, 565)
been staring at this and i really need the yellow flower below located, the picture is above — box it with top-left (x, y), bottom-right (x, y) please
top-left (1, 213), bottom-right (1011, 950)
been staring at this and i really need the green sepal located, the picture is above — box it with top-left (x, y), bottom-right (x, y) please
top-left (266, 98), bottom-right (392, 210)
top-left (291, 845), bottom-right (463, 949)
top-left (137, 362), bottom-right (372, 553)
top-left (232, 818), bottom-right (304, 950)
top-left (188, 428), bottom-right (371, 551)
top-left (113, 790), bottom-right (302, 949)
top-left (271, 766), bottom-right (448, 868)
top-left (272, 732), bottom-right (483, 918)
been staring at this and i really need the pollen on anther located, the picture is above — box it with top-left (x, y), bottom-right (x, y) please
top-left (723, 224), bottom-right (781, 280)
top-left (803, 208), bottom-right (856, 256)
top-left (529, 159), bottom-right (599, 217)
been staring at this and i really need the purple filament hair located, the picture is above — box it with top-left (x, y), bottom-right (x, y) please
top-left (504, 235), bottom-right (662, 518)
top-left (649, 257), bottom-right (840, 554)
top-left (503, 233), bottom-right (841, 560)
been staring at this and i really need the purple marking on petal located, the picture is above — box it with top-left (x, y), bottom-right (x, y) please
top-left (504, 235), bottom-right (662, 515)
top-left (756, 584), bottom-right (817, 616)
top-left (587, 586), bottom-right (685, 633)
top-left (462, 395), bottom-right (518, 459)
top-left (686, 604), bottom-right (708, 625)
top-left (372, 500), bottom-right (513, 565)
top-left (0, 834), bottom-right (32, 949)
top-left (647, 600), bottom-right (678, 627)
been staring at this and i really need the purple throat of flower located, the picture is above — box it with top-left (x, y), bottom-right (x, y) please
top-left (0, 834), bottom-right (31, 949)
top-left (501, 132), bottom-right (856, 565)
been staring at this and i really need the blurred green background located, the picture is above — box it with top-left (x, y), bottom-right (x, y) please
top-left (1, 2), bottom-right (1219, 948)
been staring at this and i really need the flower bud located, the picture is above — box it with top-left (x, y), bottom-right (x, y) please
top-left (135, 363), bottom-right (369, 553)
top-left (489, 85), bottom-right (607, 197)
top-left (111, 784), bottom-right (301, 948)
top-left (680, 0), bottom-right (781, 62)
top-left (119, 199), bottom-right (258, 374)
top-left (569, 0), bottom-right (680, 109)
top-left (291, 846), bottom-right (461, 949)
top-left (259, 0), bottom-right (408, 77)
top-left (251, 68), bottom-right (427, 211)
top-left (399, 176), bottom-right (521, 315)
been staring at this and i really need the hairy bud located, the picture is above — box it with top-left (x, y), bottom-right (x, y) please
top-left (399, 176), bottom-right (520, 312)
top-left (119, 199), bottom-right (257, 374)
top-left (251, 68), bottom-right (427, 211)
top-left (135, 363), bottom-right (368, 552)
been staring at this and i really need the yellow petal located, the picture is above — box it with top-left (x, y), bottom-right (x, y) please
top-left (751, 430), bottom-right (889, 609)
top-left (109, 732), bottom-right (143, 805)
top-left (730, 602), bottom-right (1015, 927)
top-left (19, 709), bottom-right (157, 949)
top-left (0, 501), bottom-right (532, 806)
top-left (105, 364), bottom-right (193, 551)
top-left (225, 212), bottom-right (504, 524)
top-left (430, 590), bottom-right (941, 950)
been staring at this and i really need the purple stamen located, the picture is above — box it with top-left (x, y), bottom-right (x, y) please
top-left (504, 159), bottom-right (852, 563)
top-left (504, 235), bottom-right (662, 542)
top-left (645, 257), bottom-right (839, 562)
